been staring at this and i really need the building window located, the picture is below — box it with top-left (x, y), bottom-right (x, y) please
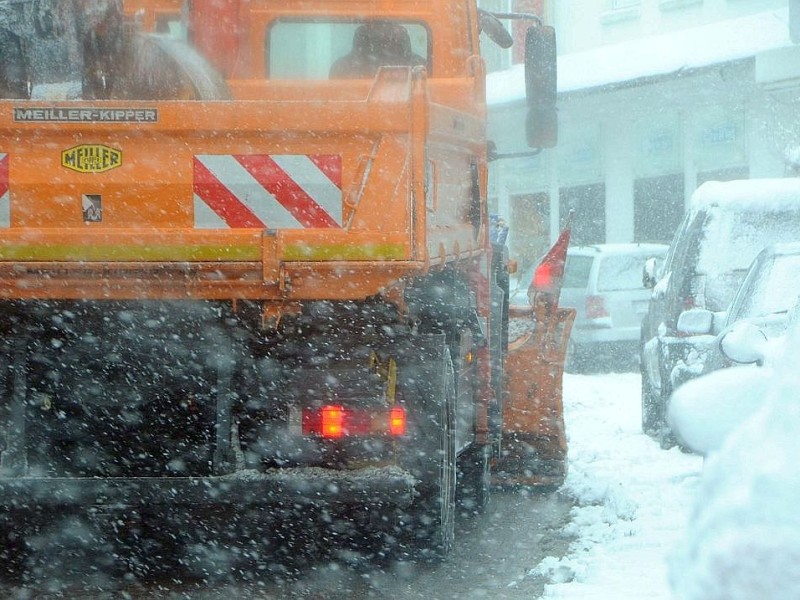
top-left (634, 174), bottom-right (684, 244)
top-left (610, 0), bottom-right (640, 8)
top-left (479, 0), bottom-right (513, 72)
top-left (559, 184), bottom-right (605, 246)
top-left (602, 0), bottom-right (641, 25)
top-left (510, 193), bottom-right (550, 271)
top-left (511, 0), bottom-right (544, 65)
top-left (659, 0), bottom-right (702, 12)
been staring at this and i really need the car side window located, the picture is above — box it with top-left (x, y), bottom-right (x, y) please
top-left (659, 212), bottom-right (706, 323)
top-left (662, 212), bottom-right (692, 276)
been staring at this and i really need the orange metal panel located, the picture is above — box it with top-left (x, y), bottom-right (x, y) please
top-left (0, 259), bottom-right (420, 301)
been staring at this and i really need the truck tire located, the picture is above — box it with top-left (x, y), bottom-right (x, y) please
top-left (419, 350), bottom-right (456, 560)
top-left (0, 516), bottom-right (26, 582)
top-left (457, 443), bottom-right (491, 515)
top-left (398, 343), bottom-right (456, 562)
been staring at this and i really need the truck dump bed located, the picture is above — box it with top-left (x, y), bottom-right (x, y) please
top-left (0, 0), bottom-right (486, 305)
top-left (1, 76), bottom-right (481, 302)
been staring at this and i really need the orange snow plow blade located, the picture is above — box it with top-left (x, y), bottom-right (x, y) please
top-left (493, 223), bottom-right (575, 488)
top-left (494, 302), bottom-right (575, 488)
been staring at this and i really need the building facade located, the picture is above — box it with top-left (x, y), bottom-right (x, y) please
top-left (485, 0), bottom-right (800, 273)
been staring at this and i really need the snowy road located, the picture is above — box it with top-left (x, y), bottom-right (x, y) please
top-left (4, 371), bottom-right (704, 599)
top-left (1, 475), bottom-right (574, 599)
top-left (534, 372), bottom-right (703, 599)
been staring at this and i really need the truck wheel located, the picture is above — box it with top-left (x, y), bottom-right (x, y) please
top-left (0, 516), bottom-right (26, 582)
top-left (457, 443), bottom-right (491, 516)
top-left (399, 345), bottom-right (456, 562)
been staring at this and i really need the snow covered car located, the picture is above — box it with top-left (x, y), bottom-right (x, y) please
top-left (668, 307), bottom-right (800, 600)
top-left (640, 178), bottom-right (800, 444)
top-left (673, 242), bottom-right (800, 379)
top-left (512, 243), bottom-right (667, 371)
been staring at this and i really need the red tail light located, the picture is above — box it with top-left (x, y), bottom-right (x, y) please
top-left (302, 405), bottom-right (407, 438)
top-left (585, 295), bottom-right (609, 319)
top-left (321, 405), bottom-right (345, 439)
top-left (389, 406), bottom-right (407, 436)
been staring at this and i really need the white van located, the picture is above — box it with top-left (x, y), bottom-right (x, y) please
top-left (511, 243), bottom-right (668, 371)
top-left (560, 244), bottom-right (667, 370)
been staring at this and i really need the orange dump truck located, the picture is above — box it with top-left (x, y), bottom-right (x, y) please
top-left (0, 0), bottom-right (569, 565)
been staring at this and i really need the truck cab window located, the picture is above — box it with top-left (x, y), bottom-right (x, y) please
top-left (267, 20), bottom-right (429, 80)
top-left (0, 30), bottom-right (27, 99)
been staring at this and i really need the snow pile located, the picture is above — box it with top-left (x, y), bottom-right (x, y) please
top-left (670, 317), bottom-right (800, 600)
top-left (531, 373), bottom-right (702, 599)
top-left (667, 365), bottom-right (772, 455)
top-left (531, 299), bottom-right (800, 599)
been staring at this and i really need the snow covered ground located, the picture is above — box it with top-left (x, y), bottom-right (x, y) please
top-left (532, 372), bottom-right (703, 599)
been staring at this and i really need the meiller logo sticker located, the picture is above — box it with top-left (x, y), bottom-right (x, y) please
top-left (14, 107), bottom-right (158, 123)
top-left (62, 144), bottom-right (122, 173)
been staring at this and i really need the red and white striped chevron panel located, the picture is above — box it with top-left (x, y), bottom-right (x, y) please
top-left (0, 154), bottom-right (8, 228)
top-left (193, 154), bottom-right (343, 229)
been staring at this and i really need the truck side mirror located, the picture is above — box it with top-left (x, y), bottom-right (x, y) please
top-left (478, 9), bottom-right (513, 49)
top-left (524, 25), bottom-right (557, 148)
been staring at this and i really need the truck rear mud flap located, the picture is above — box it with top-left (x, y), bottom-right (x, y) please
top-left (494, 306), bottom-right (575, 488)
top-left (0, 466), bottom-right (417, 509)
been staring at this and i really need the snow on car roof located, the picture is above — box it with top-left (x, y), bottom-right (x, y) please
top-left (568, 243), bottom-right (668, 255)
top-left (761, 241), bottom-right (800, 256)
top-left (691, 178), bottom-right (800, 213)
top-left (690, 179), bottom-right (800, 287)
